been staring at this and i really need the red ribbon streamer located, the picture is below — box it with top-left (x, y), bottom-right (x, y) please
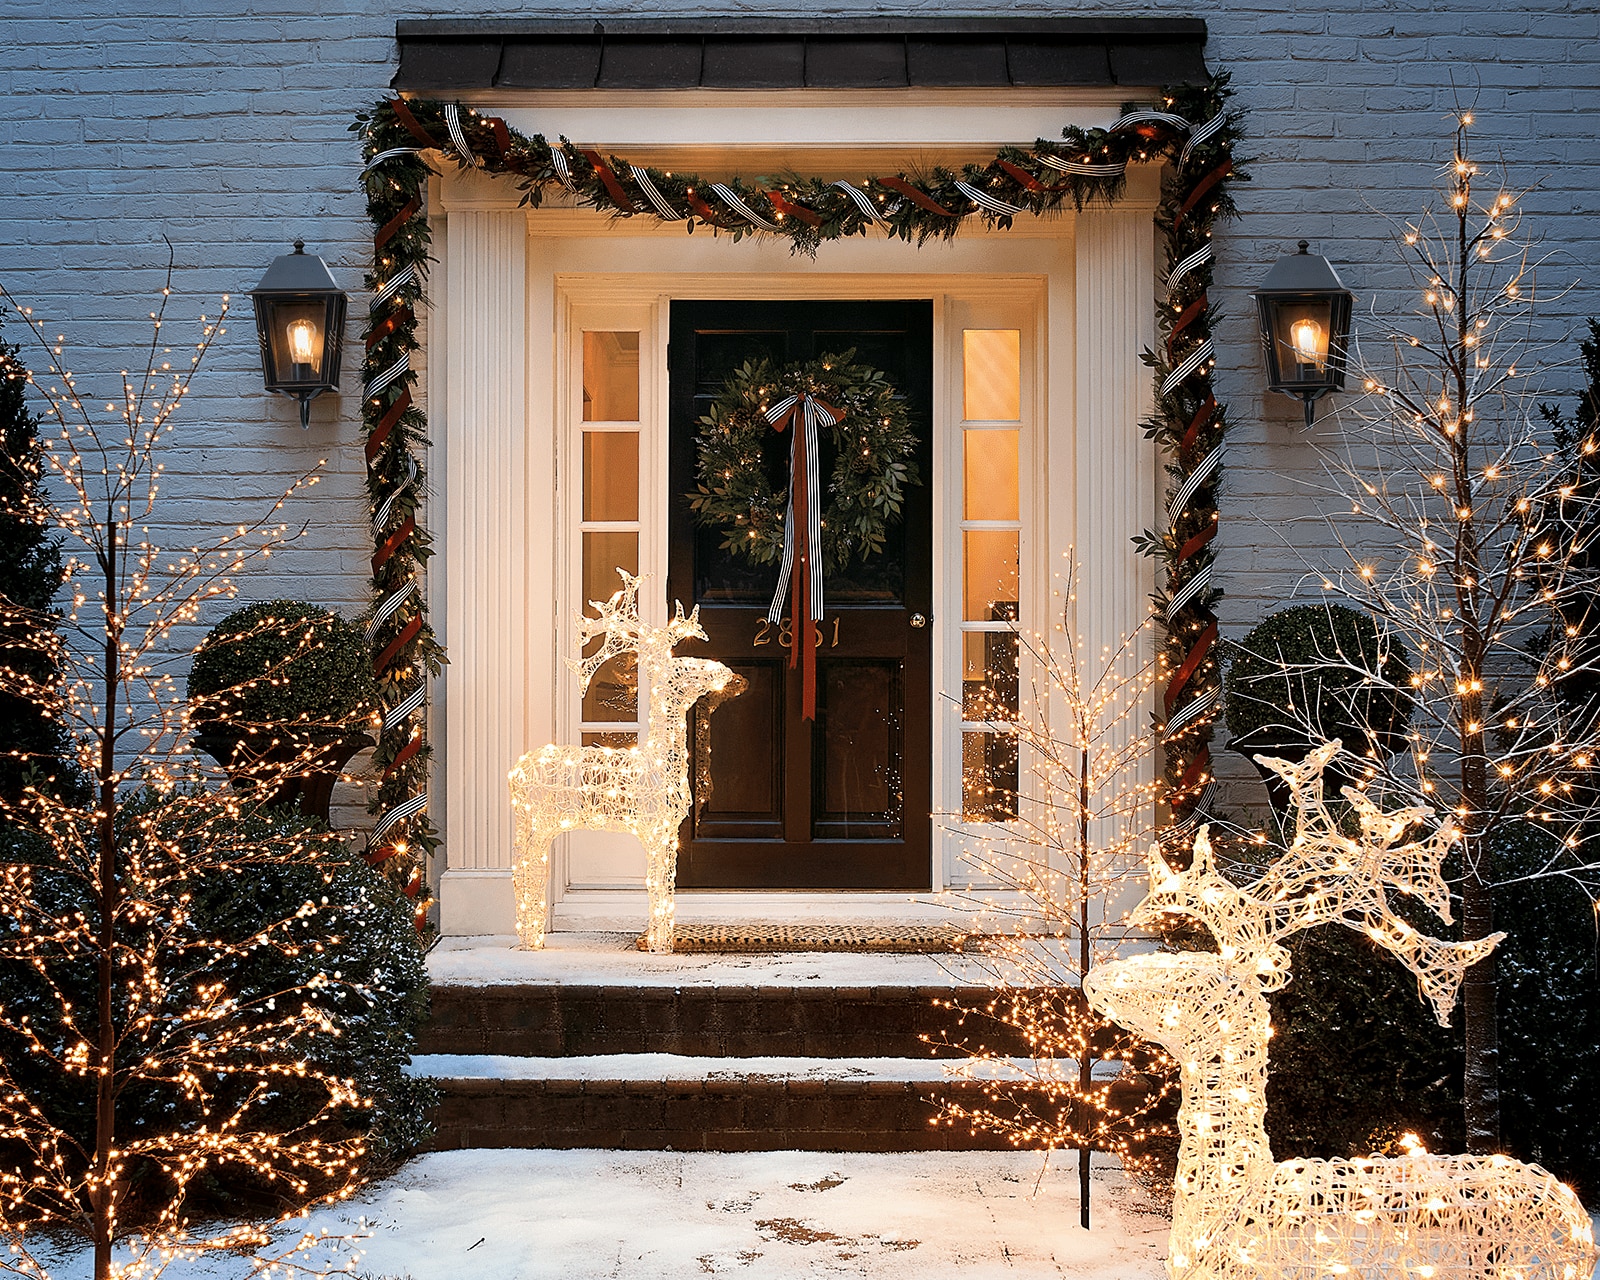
top-left (366, 387), bottom-right (411, 463)
top-left (375, 197), bottom-right (422, 251)
top-left (581, 149), bottom-right (637, 212)
top-left (382, 733), bottom-right (424, 779)
top-left (1173, 159), bottom-right (1234, 231)
top-left (1167, 296), bottom-right (1208, 354)
top-left (1179, 394), bottom-right (1218, 464)
top-left (374, 614), bottom-right (424, 676)
top-left (372, 514), bottom-right (415, 575)
top-left (768, 190), bottom-right (821, 227)
top-left (1177, 518), bottom-right (1218, 563)
top-left (766, 397), bottom-right (839, 721)
top-left (997, 159), bottom-right (1051, 193)
top-left (1165, 621), bottom-right (1219, 714)
top-left (389, 98), bottom-right (438, 150)
top-left (365, 303), bottom-right (413, 353)
top-left (684, 190), bottom-right (722, 224)
top-left (878, 177), bottom-right (955, 218)
top-left (1176, 746), bottom-right (1212, 794)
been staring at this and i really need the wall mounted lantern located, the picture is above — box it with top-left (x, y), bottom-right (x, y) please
top-left (1253, 240), bottom-right (1354, 428)
top-left (250, 240), bottom-right (348, 428)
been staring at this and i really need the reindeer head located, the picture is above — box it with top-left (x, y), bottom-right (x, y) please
top-left (1088, 740), bottom-right (1503, 1035)
top-left (569, 570), bottom-right (738, 715)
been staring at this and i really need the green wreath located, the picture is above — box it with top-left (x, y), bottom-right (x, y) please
top-left (687, 351), bottom-right (921, 574)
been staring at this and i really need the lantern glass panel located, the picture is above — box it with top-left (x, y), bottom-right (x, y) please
top-left (264, 300), bottom-right (328, 385)
top-left (1268, 297), bottom-right (1334, 388)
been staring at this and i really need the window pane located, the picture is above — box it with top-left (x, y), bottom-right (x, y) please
top-left (582, 331), bottom-right (640, 422)
top-left (963, 329), bottom-right (1020, 421)
top-left (582, 731), bottom-right (638, 749)
top-left (963, 429), bottom-right (1019, 520)
top-left (962, 730), bottom-right (1018, 821)
top-left (581, 651), bottom-right (638, 722)
top-left (962, 630), bottom-right (1019, 722)
top-left (583, 431), bottom-right (639, 522)
top-left (582, 531), bottom-right (638, 611)
top-left (963, 530), bottom-right (1019, 622)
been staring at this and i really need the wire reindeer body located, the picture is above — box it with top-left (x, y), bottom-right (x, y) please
top-left (1083, 742), bottom-right (1596, 1280)
top-left (507, 573), bottom-right (736, 953)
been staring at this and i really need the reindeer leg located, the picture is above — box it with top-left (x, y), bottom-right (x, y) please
top-left (512, 822), bottom-right (555, 950)
top-left (643, 819), bottom-right (678, 954)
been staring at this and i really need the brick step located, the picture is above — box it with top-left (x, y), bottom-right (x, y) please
top-left (420, 983), bottom-right (1078, 1059)
top-left (418, 1055), bottom-right (1159, 1153)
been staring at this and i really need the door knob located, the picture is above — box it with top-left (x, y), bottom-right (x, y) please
top-left (909, 613), bottom-right (928, 629)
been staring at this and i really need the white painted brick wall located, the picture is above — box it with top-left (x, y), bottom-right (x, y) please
top-left (3, 0), bottom-right (1598, 814)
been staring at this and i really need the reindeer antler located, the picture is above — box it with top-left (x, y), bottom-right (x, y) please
top-left (568, 570), bottom-right (646, 695)
top-left (566, 571), bottom-right (710, 695)
top-left (1133, 741), bottom-right (1503, 1023)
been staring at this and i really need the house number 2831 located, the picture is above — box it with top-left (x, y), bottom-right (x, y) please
top-left (754, 617), bottom-right (841, 648)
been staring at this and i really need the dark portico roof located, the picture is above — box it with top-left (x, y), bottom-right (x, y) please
top-left (392, 17), bottom-right (1209, 93)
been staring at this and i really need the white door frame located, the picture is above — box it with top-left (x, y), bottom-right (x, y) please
top-left (427, 116), bottom-right (1158, 940)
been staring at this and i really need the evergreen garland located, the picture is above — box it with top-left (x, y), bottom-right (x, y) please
top-left (0, 308), bottom-right (72, 804)
top-left (687, 352), bottom-right (919, 574)
top-left (352, 76), bottom-right (1246, 870)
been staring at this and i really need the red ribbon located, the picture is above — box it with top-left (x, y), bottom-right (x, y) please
top-left (767, 396), bottom-right (841, 721)
top-left (581, 149), bottom-right (637, 212)
top-left (768, 190), bottom-right (821, 227)
top-left (878, 177), bottom-right (956, 218)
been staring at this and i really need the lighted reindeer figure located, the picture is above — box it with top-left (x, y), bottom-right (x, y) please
top-left (1084, 741), bottom-right (1597, 1280)
top-left (508, 572), bottom-right (737, 953)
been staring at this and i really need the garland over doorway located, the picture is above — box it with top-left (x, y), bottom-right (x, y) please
top-left (353, 76), bottom-right (1244, 902)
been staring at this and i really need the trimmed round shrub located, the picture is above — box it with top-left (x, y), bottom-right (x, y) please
top-left (188, 600), bottom-right (375, 731)
top-left (1225, 603), bottom-right (1413, 756)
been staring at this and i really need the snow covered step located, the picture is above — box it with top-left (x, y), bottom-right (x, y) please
top-left (419, 981), bottom-right (1078, 1059)
top-left (418, 1053), bottom-right (1157, 1153)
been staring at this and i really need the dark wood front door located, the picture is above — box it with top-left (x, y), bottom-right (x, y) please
top-left (669, 300), bottom-right (933, 890)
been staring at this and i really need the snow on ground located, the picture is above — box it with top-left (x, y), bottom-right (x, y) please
top-left (26, 1149), bottom-right (1170, 1280)
top-left (427, 932), bottom-right (1061, 988)
top-left (408, 1053), bottom-right (1125, 1083)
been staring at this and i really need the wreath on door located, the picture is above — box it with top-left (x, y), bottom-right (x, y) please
top-left (686, 351), bottom-right (921, 573)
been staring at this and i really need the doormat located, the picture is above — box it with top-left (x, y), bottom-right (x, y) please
top-left (638, 923), bottom-right (978, 954)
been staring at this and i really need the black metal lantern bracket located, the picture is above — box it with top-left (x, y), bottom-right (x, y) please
top-left (1253, 240), bottom-right (1355, 429)
top-left (250, 240), bottom-right (349, 429)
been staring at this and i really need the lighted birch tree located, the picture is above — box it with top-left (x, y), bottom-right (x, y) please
top-left (0, 272), bottom-right (381, 1279)
top-left (1298, 113), bottom-right (1600, 1154)
top-left (938, 568), bottom-right (1176, 1227)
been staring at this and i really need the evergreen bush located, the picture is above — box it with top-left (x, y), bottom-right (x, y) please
top-left (187, 599), bottom-right (376, 732)
top-left (1224, 604), bottom-right (1412, 757)
top-left (0, 791), bottom-right (435, 1205)
top-left (0, 309), bottom-right (72, 802)
top-left (1494, 821), bottom-right (1600, 1201)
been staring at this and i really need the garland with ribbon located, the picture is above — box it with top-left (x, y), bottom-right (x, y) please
top-left (352, 74), bottom-right (1243, 886)
top-left (686, 353), bottom-right (921, 719)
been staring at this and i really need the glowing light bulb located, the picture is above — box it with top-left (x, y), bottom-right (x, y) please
top-left (287, 318), bottom-right (317, 366)
top-left (1289, 317), bottom-right (1325, 369)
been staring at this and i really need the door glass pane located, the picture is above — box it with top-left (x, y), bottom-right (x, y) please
top-left (582, 731), bottom-right (638, 749)
top-left (962, 630), bottom-right (1019, 721)
top-left (963, 530), bottom-right (1019, 622)
top-left (962, 730), bottom-right (1019, 821)
top-left (582, 531), bottom-right (638, 611)
top-left (581, 651), bottom-right (637, 722)
top-left (582, 331), bottom-right (640, 422)
top-left (963, 429), bottom-right (1020, 520)
top-left (963, 329), bottom-right (1020, 421)
top-left (583, 431), bottom-right (639, 521)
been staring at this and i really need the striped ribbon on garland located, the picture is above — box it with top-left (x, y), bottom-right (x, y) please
top-left (354, 76), bottom-right (1244, 898)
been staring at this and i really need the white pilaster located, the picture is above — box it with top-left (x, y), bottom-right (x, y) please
top-left (439, 205), bottom-right (527, 936)
top-left (1073, 167), bottom-right (1159, 664)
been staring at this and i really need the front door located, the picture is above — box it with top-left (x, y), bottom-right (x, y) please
top-left (668, 300), bottom-right (933, 889)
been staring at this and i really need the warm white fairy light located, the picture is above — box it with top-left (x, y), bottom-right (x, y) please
top-left (508, 571), bottom-right (737, 953)
top-left (0, 268), bottom-right (372, 1280)
top-left (1084, 742), bottom-right (1597, 1280)
top-left (936, 558), bottom-right (1176, 1226)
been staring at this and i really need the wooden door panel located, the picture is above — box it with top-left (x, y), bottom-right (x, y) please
top-left (669, 299), bottom-right (932, 890)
